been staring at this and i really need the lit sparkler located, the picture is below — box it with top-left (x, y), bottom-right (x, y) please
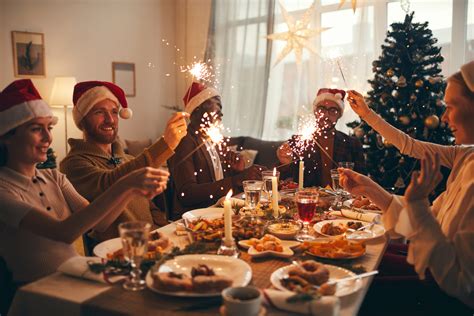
top-left (181, 61), bottom-right (212, 83)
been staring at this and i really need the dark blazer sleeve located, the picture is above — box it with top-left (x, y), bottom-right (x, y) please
top-left (351, 136), bottom-right (366, 175)
top-left (168, 135), bottom-right (238, 208)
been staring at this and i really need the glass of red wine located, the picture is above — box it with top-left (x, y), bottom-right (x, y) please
top-left (295, 188), bottom-right (319, 242)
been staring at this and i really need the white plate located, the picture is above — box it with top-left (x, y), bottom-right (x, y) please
top-left (238, 239), bottom-right (300, 250)
top-left (270, 264), bottom-right (363, 297)
top-left (146, 254), bottom-right (252, 297)
top-left (182, 207), bottom-right (225, 224)
top-left (93, 229), bottom-right (172, 259)
top-left (343, 199), bottom-right (382, 214)
top-left (314, 219), bottom-right (385, 241)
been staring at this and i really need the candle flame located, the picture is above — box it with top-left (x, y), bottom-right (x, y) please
top-left (226, 189), bottom-right (233, 200)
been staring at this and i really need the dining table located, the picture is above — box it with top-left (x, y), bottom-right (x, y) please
top-left (8, 216), bottom-right (388, 316)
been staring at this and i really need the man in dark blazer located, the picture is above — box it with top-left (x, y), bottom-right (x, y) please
top-left (168, 82), bottom-right (264, 218)
top-left (277, 88), bottom-right (366, 187)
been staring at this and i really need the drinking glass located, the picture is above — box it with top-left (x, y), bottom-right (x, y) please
top-left (119, 221), bottom-right (151, 291)
top-left (338, 161), bottom-right (355, 170)
top-left (243, 180), bottom-right (264, 219)
top-left (295, 188), bottom-right (319, 242)
top-left (330, 169), bottom-right (343, 209)
top-left (261, 170), bottom-right (280, 200)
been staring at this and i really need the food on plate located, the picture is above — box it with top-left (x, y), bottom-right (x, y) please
top-left (152, 264), bottom-right (232, 292)
top-left (281, 260), bottom-right (336, 295)
top-left (107, 231), bottom-right (170, 260)
top-left (246, 234), bottom-right (284, 252)
top-left (320, 221), bottom-right (364, 236)
top-left (352, 196), bottom-right (381, 211)
top-left (267, 221), bottom-right (300, 239)
top-left (186, 218), bottom-right (225, 242)
top-left (232, 217), bottom-right (266, 240)
top-left (279, 179), bottom-right (298, 190)
top-left (311, 212), bottom-right (338, 223)
top-left (302, 238), bottom-right (366, 259)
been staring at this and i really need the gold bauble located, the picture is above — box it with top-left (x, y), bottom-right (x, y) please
top-left (399, 116), bottom-right (411, 125)
top-left (410, 94), bottom-right (417, 102)
top-left (397, 76), bottom-right (407, 87)
top-left (415, 79), bottom-right (424, 88)
top-left (386, 68), bottom-right (395, 77)
top-left (425, 115), bottom-right (440, 129)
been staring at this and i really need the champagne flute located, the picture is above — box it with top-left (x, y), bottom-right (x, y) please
top-left (119, 221), bottom-right (151, 291)
top-left (295, 188), bottom-right (318, 242)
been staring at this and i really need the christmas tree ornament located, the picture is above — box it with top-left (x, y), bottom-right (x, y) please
top-left (411, 112), bottom-right (418, 119)
top-left (410, 94), bottom-right (417, 102)
top-left (266, 2), bottom-right (330, 66)
top-left (425, 114), bottom-right (440, 129)
top-left (392, 90), bottom-right (399, 98)
top-left (394, 176), bottom-right (405, 188)
top-left (397, 76), bottom-right (407, 87)
top-left (429, 76), bottom-right (442, 84)
top-left (386, 68), bottom-right (395, 77)
top-left (399, 115), bottom-right (410, 125)
top-left (399, 157), bottom-right (405, 164)
top-left (415, 79), bottom-right (424, 88)
top-left (354, 127), bottom-right (364, 138)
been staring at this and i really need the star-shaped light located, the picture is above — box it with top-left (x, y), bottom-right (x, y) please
top-left (267, 1), bottom-right (330, 66)
top-left (339, 0), bottom-right (358, 13)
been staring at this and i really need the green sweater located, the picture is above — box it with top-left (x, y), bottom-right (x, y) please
top-left (60, 137), bottom-right (173, 242)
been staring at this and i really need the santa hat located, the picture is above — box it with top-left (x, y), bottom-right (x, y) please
top-left (72, 81), bottom-right (132, 129)
top-left (183, 82), bottom-right (220, 114)
top-left (0, 79), bottom-right (57, 136)
top-left (461, 60), bottom-right (474, 92)
top-left (313, 88), bottom-right (346, 111)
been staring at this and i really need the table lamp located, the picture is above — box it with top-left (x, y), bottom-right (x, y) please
top-left (50, 77), bottom-right (77, 153)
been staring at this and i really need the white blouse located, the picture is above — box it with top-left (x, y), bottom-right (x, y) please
top-left (363, 110), bottom-right (474, 307)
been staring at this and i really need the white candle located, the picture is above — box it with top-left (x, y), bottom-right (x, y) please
top-left (223, 190), bottom-right (233, 245)
top-left (271, 168), bottom-right (279, 218)
top-left (298, 159), bottom-right (304, 190)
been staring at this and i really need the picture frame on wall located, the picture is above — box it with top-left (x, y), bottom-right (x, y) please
top-left (112, 62), bottom-right (136, 97)
top-left (11, 31), bottom-right (46, 78)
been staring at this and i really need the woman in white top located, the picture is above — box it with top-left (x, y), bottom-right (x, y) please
top-left (0, 79), bottom-right (176, 286)
top-left (342, 61), bottom-right (474, 310)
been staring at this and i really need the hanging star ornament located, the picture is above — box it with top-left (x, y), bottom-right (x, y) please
top-left (266, 1), bottom-right (330, 66)
top-left (338, 0), bottom-right (358, 13)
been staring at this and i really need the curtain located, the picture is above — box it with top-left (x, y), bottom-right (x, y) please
top-left (206, 0), bottom-right (275, 138)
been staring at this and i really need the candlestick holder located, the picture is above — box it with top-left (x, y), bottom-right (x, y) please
top-left (217, 238), bottom-right (239, 258)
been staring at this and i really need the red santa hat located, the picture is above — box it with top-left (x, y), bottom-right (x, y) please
top-left (461, 60), bottom-right (474, 92)
top-left (183, 82), bottom-right (220, 114)
top-left (72, 81), bottom-right (132, 129)
top-left (0, 79), bottom-right (57, 136)
top-left (313, 88), bottom-right (346, 111)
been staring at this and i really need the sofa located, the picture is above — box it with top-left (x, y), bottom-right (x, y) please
top-left (228, 136), bottom-right (285, 170)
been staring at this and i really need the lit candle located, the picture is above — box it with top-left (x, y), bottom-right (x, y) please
top-left (271, 168), bottom-right (279, 218)
top-left (223, 189), bottom-right (233, 245)
top-left (299, 159), bottom-right (304, 190)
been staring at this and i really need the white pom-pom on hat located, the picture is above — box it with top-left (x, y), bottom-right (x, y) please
top-left (119, 107), bottom-right (133, 119)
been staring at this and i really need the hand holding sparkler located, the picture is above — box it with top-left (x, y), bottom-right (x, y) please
top-left (347, 90), bottom-right (371, 118)
top-left (163, 112), bottom-right (190, 150)
top-left (276, 142), bottom-right (293, 165)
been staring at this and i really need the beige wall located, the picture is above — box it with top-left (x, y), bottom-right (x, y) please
top-left (0, 0), bottom-right (179, 160)
top-left (174, 0), bottom-right (212, 105)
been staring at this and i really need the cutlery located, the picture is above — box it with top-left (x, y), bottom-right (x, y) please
top-left (327, 270), bottom-right (379, 285)
top-left (346, 222), bottom-right (375, 233)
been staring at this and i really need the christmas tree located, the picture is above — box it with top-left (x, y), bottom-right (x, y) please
top-left (37, 148), bottom-right (57, 169)
top-left (347, 12), bottom-right (452, 194)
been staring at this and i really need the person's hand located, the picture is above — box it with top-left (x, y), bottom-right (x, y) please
top-left (226, 150), bottom-right (245, 172)
top-left (347, 90), bottom-right (371, 118)
top-left (405, 153), bottom-right (442, 202)
top-left (338, 168), bottom-right (376, 197)
top-left (119, 167), bottom-right (170, 199)
top-left (163, 112), bottom-right (190, 150)
top-left (276, 142), bottom-right (293, 165)
top-left (233, 165), bottom-right (266, 187)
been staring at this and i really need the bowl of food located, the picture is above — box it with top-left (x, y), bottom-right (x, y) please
top-left (266, 220), bottom-right (301, 240)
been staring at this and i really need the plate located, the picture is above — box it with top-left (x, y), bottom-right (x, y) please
top-left (146, 254), bottom-right (252, 297)
top-left (270, 264), bottom-right (362, 297)
top-left (93, 229), bottom-right (172, 259)
top-left (343, 199), bottom-right (382, 214)
top-left (238, 239), bottom-right (300, 249)
top-left (182, 207), bottom-right (225, 223)
top-left (247, 246), bottom-right (294, 258)
top-left (314, 219), bottom-right (385, 241)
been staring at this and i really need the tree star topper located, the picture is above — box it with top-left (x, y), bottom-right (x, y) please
top-left (267, 1), bottom-right (330, 66)
top-left (339, 0), bottom-right (358, 13)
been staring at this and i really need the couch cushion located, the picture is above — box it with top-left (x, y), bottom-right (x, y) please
top-left (239, 137), bottom-right (284, 169)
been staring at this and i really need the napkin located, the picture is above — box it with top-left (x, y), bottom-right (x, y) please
top-left (57, 256), bottom-right (126, 284)
top-left (329, 209), bottom-right (381, 223)
top-left (214, 196), bottom-right (246, 208)
top-left (263, 289), bottom-right (340, 316)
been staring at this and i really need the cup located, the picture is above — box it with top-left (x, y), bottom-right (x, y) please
top-left (295, 188), bottom-right (319, 242)
top-left (222, 286), bottom-right (262, 316)
top-left (330, 169), bottom-right (343, 209)
top-left (242, 180), bottom-right (264, 210)
top-left (261, 170), bottom-right (280, 199)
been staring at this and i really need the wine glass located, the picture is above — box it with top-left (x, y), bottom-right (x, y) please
top-left (330, 169), bottom-right (343, 209)
top-left (242, 180), bottom-right (264, 219)
top-left (119, 221), bottom-right (151, 291)
top-left (295, 188), bottom-right (319, 242)
top-left (262, 170), bottom-right (280, 201)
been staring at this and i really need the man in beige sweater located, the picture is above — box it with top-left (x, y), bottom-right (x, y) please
top-left (60, 81), bottom-right (188, 244)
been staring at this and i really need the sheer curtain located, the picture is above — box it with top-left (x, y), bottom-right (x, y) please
top-left (206, 0), bottom-right (274, 138)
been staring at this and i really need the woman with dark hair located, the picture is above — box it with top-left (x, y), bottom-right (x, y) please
top-left (0, 79), bottom-right (169, 285)
top-left (340, 61), bottom-right (474, 312)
